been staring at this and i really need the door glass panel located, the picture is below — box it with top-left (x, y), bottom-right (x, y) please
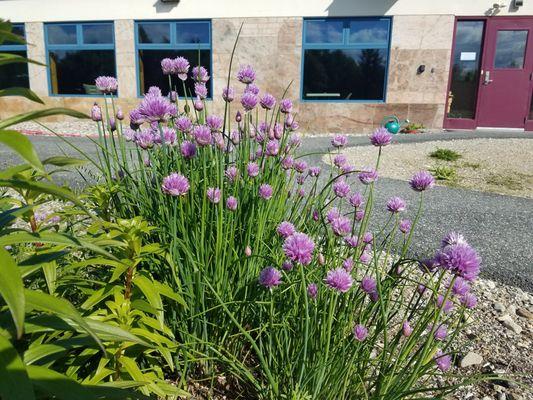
top-left (305, 20), bottom-right (344, 44)
top-left (448, 20), bottom-right (485, 119)
top-left (494, 30), bottom-right (527, 69)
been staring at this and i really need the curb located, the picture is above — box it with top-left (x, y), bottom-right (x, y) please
top-left (19, 129), bottom-right (99, 139)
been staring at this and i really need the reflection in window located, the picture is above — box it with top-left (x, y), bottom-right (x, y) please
top-left (45, 22), bottom-right (116, 95)
top-left (302, 18), bottom-right (391, 101)
top-left (135, 20), bottom-right (212, 97)
top-left (494, 30), bottom-right (527, 69)
top-left (447, 20), bottom-right (485, 119)
top-left (0, 24), bottom-right (29, 89)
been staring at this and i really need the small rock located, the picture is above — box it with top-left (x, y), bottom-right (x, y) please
top-left (493, 302), bottom-right (506, 313)
top-left (485, 280), bottom-right (497, 290)
top-left (460, 351), bottom-right (483, 368)
top-left (497, 393), bottom-right (506, 400)
top-left (482, 397), bottom-right (492, 400)
top-left (498, 315), bottom-right (523, 334)
top-left (516, 307), bottom-right (533, 320)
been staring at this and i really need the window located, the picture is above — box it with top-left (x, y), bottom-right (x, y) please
top-left (0, 23), bottom-right (29, 89)
top-left (45, 22), bottom-right (116, 96)
top-left (301, 18), bottom-right (391, 102)
top-left (135, 20), bottom-right (212, 98)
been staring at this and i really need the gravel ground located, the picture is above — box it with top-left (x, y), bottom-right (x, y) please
top-left (333, 139), bottom-right (533, 199)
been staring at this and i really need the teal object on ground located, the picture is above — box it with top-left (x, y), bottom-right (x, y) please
top-left (381, 115), bottom-right (405, 134)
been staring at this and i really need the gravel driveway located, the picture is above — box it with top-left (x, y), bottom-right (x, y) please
top-left (1, 130), bottom-right (532, 292)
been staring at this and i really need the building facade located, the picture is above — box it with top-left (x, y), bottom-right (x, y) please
top-left (0, 0), bottom-right (532, 133)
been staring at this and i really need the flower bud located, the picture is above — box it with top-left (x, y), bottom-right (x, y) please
top-left (91, 103), bottom-right (102, 122)
top-left (245, 246), bottom-right (252, 257)
top-left (116, 107), bottom-right (124, 121)
top-left (235, 110), bottom-right (242, 123)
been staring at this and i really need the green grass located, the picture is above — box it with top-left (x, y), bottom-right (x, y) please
top-left (429, 148), bottom-right (462, 162)
top-left (430, 165), bottom-right (457, 181)
top-left (461, 161), bottom-right (481, 170)
top-left (485, 173), bottom-right (525, 191)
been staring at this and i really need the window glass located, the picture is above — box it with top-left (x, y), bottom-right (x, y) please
top-left (82, 24), bottom-right (114, 44)
top-left (447, 20), bottom-right (485, 119)
top-left (0, 50), bottom-right (30, 89)
top-left (138, 23), bottom-right (171, 44)
top-left (48, 50), bottom-right (116, 95)
top-left (348, 19), bottom-right (389, 45)
top-left (303, 49), bottom-right (387, 100)
top-left (175, 22), bottom-right (209, 44)
top-left (47, 24), bottom-right (77, 44)
top-left (494, 30), bottom-right (527, 69)
top-left (138, 49), bottom-right (211, 96)
top-left (4, 24), bottom-right (25, 45)
top-left (305, 20), bottom-right (344, 44)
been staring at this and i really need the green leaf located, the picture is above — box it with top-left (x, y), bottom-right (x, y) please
top-left (0, 108), bottom-right (89, 130)
top-left (85, 320), bottom-right (151, 347)
top-left (0, 130), bottom-right (44, 172)
top-left (0, 164), bottom-right (32, 179)
top-left (0, 87), bottom-right (44, 104)
top-left (133, 275), bottom-right (164, 329)
top-left (0, 204), bottom-right (35, 229)
top-left (24, 336), bottom-right (94, 365)
top-left (42, 156), bottom-right (88, 167)
top-left (24, 289), bottom-right (104, 352)
top-left (153, 281), bottom-right (187, 307)
top-left (0, 248), bottom-right (25, 338)
top-left (119, 357), bottom-right (150, 396)
top-left (26, 365), bottom-right (96, 400)
top-left (0, 335), bottom-right (36, 400)
top-left (0, 52), bottom-right (44, 67)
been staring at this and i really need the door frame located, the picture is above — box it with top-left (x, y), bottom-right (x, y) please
top-left (443, 16), bottom-right (533, 131)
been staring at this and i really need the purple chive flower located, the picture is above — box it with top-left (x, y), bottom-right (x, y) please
top-left (247, 162), bottom-right (260, 178)
top-left (297, 188), bottom-right (306, 197)
top-left (370, 127), bottom-right (393, 147)
top-left (441, 232), bottom-right (468, 248)
top-left (309, 166), bottom-right (321, 177)
top-left (273, 123), bottom-right (283, 139)
top-left (207, 187), bottom-right (222, 204)
top-left (222, 86), bottom-right (235, 102)
top-left (224, 166), bottom-right (239, 182)
top-left (160, 127), bottom-right (177, 145)
top-left (260, 93), bottom-right (276, 110)
top-left (282, 261), bottom-right (293, 271)
top-left (176, 116), bottom-right (192, 133)
top-left (331, 216), bottom-right (351, 237)
top-left (168, 90), bottom-right (177, 102)
top-left (450, 276), bottom-right (471, 296)
top-left (115, 107), bottom-right (124, 121)
top-left (344, 236), bottom-right (358, 248)
top-left (402, 321), bottom-right (413, 337)
top-left (333, 154), bottom-right (347, 168)
top-left (139, 89), bottom-right (177, 122)
top-left (341, 164), bottom-right (356, 174)
top-left (434, 349), bottom-right (452, 372)
top-left (174, 56), bottom-right (190, 80)
top-left (343, 257), bottom-right (354, 272)
top-left (435, 243), bottom-right (481, 281)
top-left (363, 232), bottom-right (373, 244)
top-left (399, 219), bottom-right (412, 234)
top-left (348, 192), bottom-right (364, 208)
top-left (90, 103), bottom-right (102, 122)
top-left (236, 64), bottom-right (256, 84)
top-left (361, 276), bottom-right (377, 294)
top-left (296, 175), bottom-right (306, 186)
top-left (161, 58), bottom-right (176, 75)
top-left (180, 140), bottom-right (197, 159)
top-left (359, 251), bottom-right (371, 265)
top-left (266, 140), bottom-right (280, 156)
top-left (333, 178), bottom-right (351, 198)
top-left (355, 210), bottom-right (365, 221)
top-left (193, 97), bottom-right (204, 111)
top-left (359, 168), bottom-right (379, 185)
top-left (123, 128), bottom-right (136, 142)
top-left (161, 173), bottom-right (190, 196)
top-left (325, 268), bottom-right (353, 293)
top-left (259, 184), bottom-right (273, 200)
top-left (386, 196), bottom-right (406, 213)
top-left (281, 156), bottom-right (294, 170)
top-left (230, 130), bottom-right (240, 144)
top-left (194, 82), bottom-right (208, 99)
top-left (331, 134), bottom-right (348, 148)
top-left (135, 129), bottom-right (156, 149)
top-left (129, 108), bottom-right (144, 128)
top-left (206, 115), bottom-right (223, 132)
top-left (244, 83), bottom-right (260, 95)
top-left (293, 160), bottom-right (307, 174)
top-left (461, 292), bottom-right (477, 309)
top-left (241, 92), bottom-right (258, 111)
top-left (312, 209), bottom-right (320, 222)
top-left (326, 207), bottom-right (341, 224)
top-left (417, 284), bottom-right (427, 295)
top-left (226, 196), bottom-right (238, 211)
top-left (307, 283), bottom-right (318, 299)
top-left (95, 76), bottom-right (118, 94)
top-left (409, 171), bottom-right (435, 192)
top-left (433, 324), bottom-right (448, 341)
top-left (437, 295), bottom-right (454, 313)
top-left (277, 221), bottom-right (296, 238)
top-left (279, 98), bottom-right (293, 114)
top-left (353, 324), bottom-right (368, 342)
top-left (192, 66), bottom-right (209, 83)
top-left (258, 266), bottom-right (282, 289)
top-left (193, 125), bottom-right (212, 146)
top-left (289, 134), bottom-right (302, 148)
top-left (283, 232), bottom-right (315, 265)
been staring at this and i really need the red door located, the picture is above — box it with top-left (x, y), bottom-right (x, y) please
top-left (476, 18), bottom-right (533, 128)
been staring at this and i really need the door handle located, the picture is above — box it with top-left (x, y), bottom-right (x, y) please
top-left (483, 70), bottom-right (493, 85)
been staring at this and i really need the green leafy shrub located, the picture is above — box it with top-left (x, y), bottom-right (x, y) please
top-left (430, 165), bottom-right (457, 181)
top-left (429, 148), bottom-right (462, 162)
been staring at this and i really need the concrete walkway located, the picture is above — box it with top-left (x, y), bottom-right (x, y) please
top-left (1, 131), bottom-right (532, 291)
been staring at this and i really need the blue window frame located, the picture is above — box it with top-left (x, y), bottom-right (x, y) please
top-left (301, 17), bottom-right (392, 102)
top-left (44, 22), bottom-right (116, 96)
top-left (0, 23), bottom-right (29, 89)
top-left (135, 20), bottom-right (212, 98)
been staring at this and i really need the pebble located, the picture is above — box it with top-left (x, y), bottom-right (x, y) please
top-left (497, 393), bottom-right (507, 400)
top-left (493, 302), bottom-right (506, 312)
top-left (497, 315), bottom-right (523, 334)
top-left (486, 280), bottom-right (497, 290)
top-left (516, 307), bottom-right (533, 320)
top-left (460, 351), bottom-right (483, 368)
